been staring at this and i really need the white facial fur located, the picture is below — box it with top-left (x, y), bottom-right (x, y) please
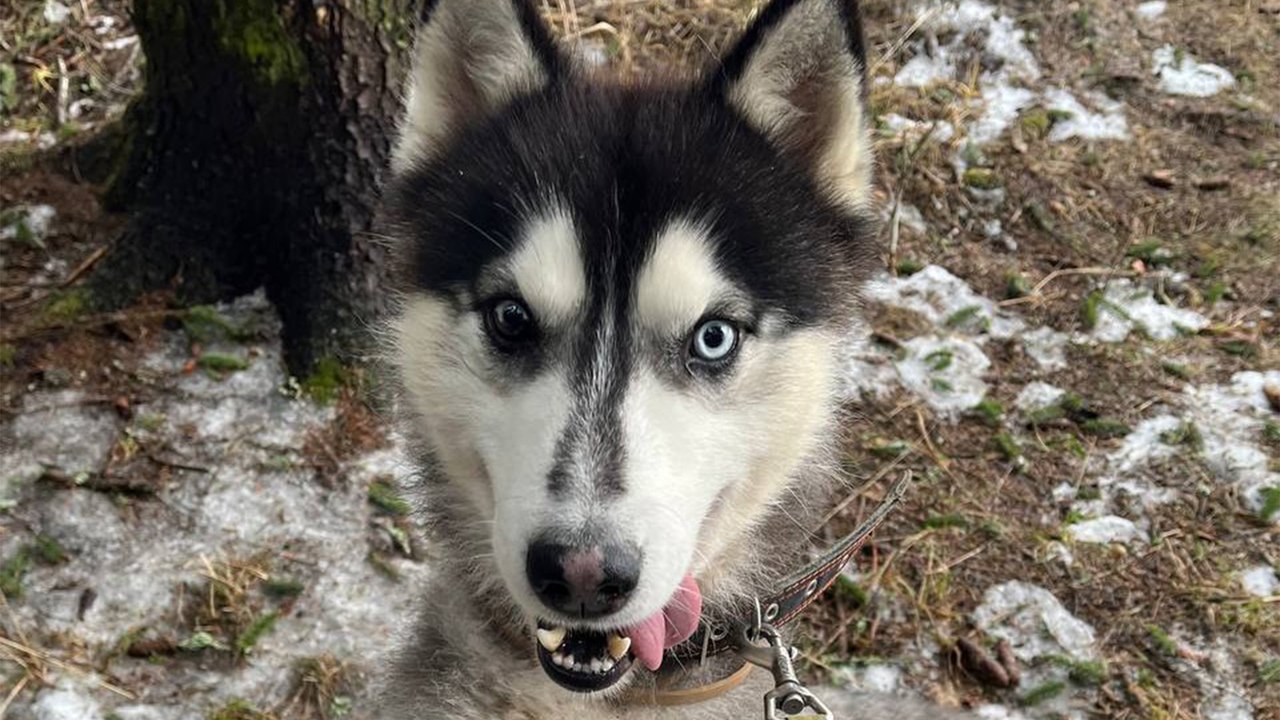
top-left (393, 212), bottom-right (845, 627)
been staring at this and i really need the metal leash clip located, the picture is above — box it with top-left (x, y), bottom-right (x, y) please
top-left (733, 616), bottom-right (833, 720)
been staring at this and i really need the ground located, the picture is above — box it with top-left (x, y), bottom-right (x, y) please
top-left (1, 1), bottom-right (1278, 719)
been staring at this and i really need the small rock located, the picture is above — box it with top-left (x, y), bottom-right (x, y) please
top-left (956, 637), bottom-right (1012, 688)
top-left (1194, 176), bottom-right (1231, 191)
top-left (1262, 383), bottom-right (1280, 413)
top-left (1144, 169), bottom-right (1176, 188)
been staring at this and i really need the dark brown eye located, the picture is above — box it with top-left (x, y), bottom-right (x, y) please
top-left (486, 299), bottom-right (536, 346)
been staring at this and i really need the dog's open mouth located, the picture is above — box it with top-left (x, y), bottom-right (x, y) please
top-left (533, 574), bottom-right (704, 693)
top-left (535, 623), bottom-right (634, 692)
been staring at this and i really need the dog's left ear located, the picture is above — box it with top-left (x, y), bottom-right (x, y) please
top-left (715, 0), bottom-right (873, 211)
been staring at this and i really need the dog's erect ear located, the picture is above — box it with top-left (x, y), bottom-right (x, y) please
top-left (391, 0), bottom-right (561, 173)
top-left (716, 0), bottom-right (873, 211)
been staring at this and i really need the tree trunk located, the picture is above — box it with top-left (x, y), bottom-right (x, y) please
top-left (93, 0), bottom-right (414, 371)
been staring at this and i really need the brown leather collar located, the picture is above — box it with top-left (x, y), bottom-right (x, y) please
top-left (626, 662), bottom-right (756, 706)
top-left (672, 474), bottom-right (909, 663)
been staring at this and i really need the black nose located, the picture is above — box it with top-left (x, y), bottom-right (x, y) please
top-left (525, 541), bottom-right (640, 619)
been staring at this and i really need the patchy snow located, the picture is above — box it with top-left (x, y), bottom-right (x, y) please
top-left (1088, 279), bottom-right (1208, 342)
top-left (1183, 371), bottom-right (1280, 519)
top-left (973, 581), bottom-right (1098, 663)
top-left (895, 0), bottom-right (1040, 88)
top-left (0, 129), bottom-right (58, 149)
top-left (1153, 45), bottom-right (1237, 98)
top-left (8, 390), bottom-right (119, 477)
top-left (1015, 382), bottom-right (1066, 412)
top-left (3, 292), bottom-right (427, 717)
top-left (975, 706), bottom-right (1030, 720)
top-left (864, 265), bottom-right (1024, 339)
top-left (43, 0), bottom-right (72, 25)
top-left (1067, 371), bottom-right (1280, 538)
top-left (1240, 566), bottom-right (1278, 598)
top-left (1, 204), bottom-right (58, 245)
top-left (1067, 515), bottom-right (1143, 544)
top-left (831, 663), bottom-right (904, 695)
top-left (969, 85), bottom-right (1038, 146)
top-left (885, 201), bottom-right (929, 237)
top-left (1109, 415), bottom-right (1184, 475)
top-left (892, 1), bottom-right (1130, 151)
top-left (32, 680), bottom-right (102, 720)
top-left (1042, 89), bottom-right (1130, 142)
top-left (880, 114), bottom-right (956, 144)
top-left (1168, 636), bottom-right (1257, 720)
top-left (895, 336), bottom-right (991, 415)
top-left (1135, 1), bottom-right (1167, 20)
top-left (1022, 326), bottom-right (1069, 370)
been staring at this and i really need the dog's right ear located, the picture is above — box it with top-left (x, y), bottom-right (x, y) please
top-left (391, 0), bottom-right (561, 173)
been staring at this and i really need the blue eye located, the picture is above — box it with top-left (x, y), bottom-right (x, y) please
top-left (691, 320), bottom-right (738, 362)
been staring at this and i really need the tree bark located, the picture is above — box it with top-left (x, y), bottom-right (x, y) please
top-left (93, 0), bottom-right (414, 371)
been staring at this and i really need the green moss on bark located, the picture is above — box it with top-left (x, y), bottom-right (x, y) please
top-left (211, 0), bottom-right (306, 88)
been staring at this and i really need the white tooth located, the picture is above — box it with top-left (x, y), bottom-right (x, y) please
top-left (607, 634), bottom-right (632, 660)
top-left (552, 654), bottom-right (565, 667)
top-left (537, 627), bottom-right (567, 653)
top-left (590, 658), bottom-right (603, 673)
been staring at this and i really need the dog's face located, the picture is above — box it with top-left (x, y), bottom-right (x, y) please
top-left (384, 0), bottom-right (874, 693)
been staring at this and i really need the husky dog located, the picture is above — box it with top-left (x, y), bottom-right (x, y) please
top-left (376, 0), bottom-right (970, 717)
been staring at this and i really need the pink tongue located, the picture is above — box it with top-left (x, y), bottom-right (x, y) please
top-left (623, 575), bottom-right (702, 671)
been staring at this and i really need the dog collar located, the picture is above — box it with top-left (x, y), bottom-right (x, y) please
top-left (672, 473), bottom-right (910, 664)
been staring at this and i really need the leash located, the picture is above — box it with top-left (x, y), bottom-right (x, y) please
top-left (647, 472), bottom-right (912, 717)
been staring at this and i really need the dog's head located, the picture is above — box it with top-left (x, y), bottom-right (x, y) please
top-left (383, 0), bottom-right (874, 694)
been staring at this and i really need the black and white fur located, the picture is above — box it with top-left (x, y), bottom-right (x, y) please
top-left (374, 0), bottom-right (970, 716)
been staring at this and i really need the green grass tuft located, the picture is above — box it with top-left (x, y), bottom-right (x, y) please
top-left (301, 356), bottom-right (349, 405)
top-left (368, 480), bottom-right (411, 516)
top-left (1081, 418), bottom-right (1131, 438)
top-left (924, 349), bottom-right (954, 371)
top-left (994, 432), bottom-right (1021, 460)
top-left (962, 167), bottom-right (1002, 190)
top-left (972, 398), bottom-right (1004, 426)
top-left (34, 534), bottom-right (67, 564)
top-left (1004, 272), bottom-right (1031, 299)
top-left (198, 352), bottom-right (250, 373)
top-left (1160, 422), bottom-right (1203, 452)
top-left (1020, 680), bottom-right (1067, 706)
top-left (1217, 340), bottom-right (1258, 358)
top-left (896, 258), bottom-right (925, 276)
top-left (945, 305), bottom-right (985, 330)
top-left (1259, 486), bottom-right (1280, 523)
top-left (208, 699), bottom-right (275, 720)
top-left (1126, 239), bottom-right (1175, 266)
top-left (0, 548), bottom-right (31, 598)
top-left (262, 578), bottom-right (305, 599)
top-left (1081, 290), bottom-right (1104, 330)
top-left (235, 612), bottom-right (279, 655)
top-left (922, 513), bottom-right (969, 530)
top-left (1146, 624), bottom-right (1179, 656)
top-left (42, 288), bottom-right (91, 325)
